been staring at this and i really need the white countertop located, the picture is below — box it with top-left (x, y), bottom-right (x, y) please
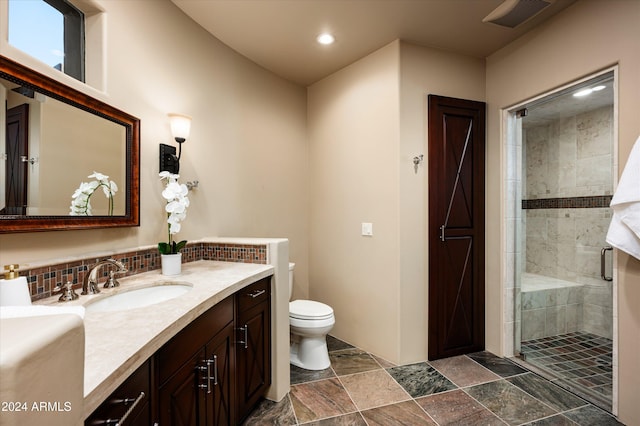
top-left (0, 314), bottom-right (85, 426)
top-left (37, 260), bottom-right (274, 419)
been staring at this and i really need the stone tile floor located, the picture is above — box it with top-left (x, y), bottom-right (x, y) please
top-left (243, 336), bottom-right (624, 425)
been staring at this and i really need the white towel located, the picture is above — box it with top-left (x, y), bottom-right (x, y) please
top-left (0, 305), bottom-right (85, 320)
top-left (606, 135), bottom-right (640, 260)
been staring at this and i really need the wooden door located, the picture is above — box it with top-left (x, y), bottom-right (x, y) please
top-left (236, 279), bottom-right (271, 422)
top-left (4, 104), bottom-right (29, 215)
top-left (428, 95), bottom-right (486, 360)
top-left (206, 322), bottom-right (235, 426)
top-left (157, 348), bottom-right (207, 426)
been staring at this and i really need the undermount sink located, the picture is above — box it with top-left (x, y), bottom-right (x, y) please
top-left (85, 283), bottom-right (192, 312)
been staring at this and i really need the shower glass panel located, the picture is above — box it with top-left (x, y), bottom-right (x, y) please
top-left (515, 72), bottom-right (615, 412)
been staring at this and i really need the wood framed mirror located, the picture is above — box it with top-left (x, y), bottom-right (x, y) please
top-left (0, 55), bottom-right (139, 233)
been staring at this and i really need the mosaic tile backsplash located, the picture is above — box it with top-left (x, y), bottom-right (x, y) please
top-left (522, 195), bottom-right (612, 209)
top-left (20, 242), bottom-right (267, 302)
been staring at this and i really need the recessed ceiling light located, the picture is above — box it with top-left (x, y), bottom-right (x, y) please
top-left (573, 84), bottom-right (607, 97)
top-left (316, 33), bottom-right (335, 45)
top-left (573, 88), bottom-right (593, 97)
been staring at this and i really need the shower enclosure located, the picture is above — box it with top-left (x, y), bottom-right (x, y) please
top-left (511, 71), bottom-right (616, 412)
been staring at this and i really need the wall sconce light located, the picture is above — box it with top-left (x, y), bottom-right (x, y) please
top-left (160, 113), bottom-right (192, 174)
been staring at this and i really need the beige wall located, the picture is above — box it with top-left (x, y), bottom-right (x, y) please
top-left (308, 40), bottom-right (484, 364)
top-left (308, 41), bottom-right (401, 362)
top-left (485, 0), bottom-right (640, 422)
top-left (399, 43), bottom-right (485, 362)
top-left (0, 1), bottom-right (309, 293)
top-left (1, 0), bottom-right (638, 420)
top-left (38, 100), bottom-right (125, 215)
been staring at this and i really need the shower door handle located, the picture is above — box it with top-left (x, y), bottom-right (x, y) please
top-left (601, 246), bottom-right (613, 282)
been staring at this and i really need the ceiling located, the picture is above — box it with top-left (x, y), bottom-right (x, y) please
top-left (171, 0), bottom-right (578, 87)
top-left (523, 74), bottom-right (614, 128)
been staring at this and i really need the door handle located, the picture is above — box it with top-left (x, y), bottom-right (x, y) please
top-left (212, 354), bottom-right (218, 386)
top-left (601, 246), bottom-right (613, 281)
top-left (237, 325), bottom-right (248, 349)
top-left (197, 361), bottom-right (211, 394)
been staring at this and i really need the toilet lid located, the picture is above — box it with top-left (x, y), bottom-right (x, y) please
top-left (290, 300), bottom-right (334, 320)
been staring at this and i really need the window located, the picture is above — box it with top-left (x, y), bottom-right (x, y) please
top-left (8, 0), bottom-right (85, 82)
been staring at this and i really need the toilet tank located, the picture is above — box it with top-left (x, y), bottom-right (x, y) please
top-left (289, 262), bottom-right (295, 300)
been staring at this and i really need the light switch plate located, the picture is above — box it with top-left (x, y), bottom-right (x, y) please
top-left (361, 222), bottom-right (373, 236)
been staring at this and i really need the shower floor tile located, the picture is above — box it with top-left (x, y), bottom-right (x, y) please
top-left (520, 331), bottom-right (612, 411)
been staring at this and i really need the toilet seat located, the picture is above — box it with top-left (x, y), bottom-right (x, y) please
top-left (289, 300), bottom-right (334, 320)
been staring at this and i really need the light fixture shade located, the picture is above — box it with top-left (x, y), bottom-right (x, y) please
top-left (168, 113), bottom-right (192, 142)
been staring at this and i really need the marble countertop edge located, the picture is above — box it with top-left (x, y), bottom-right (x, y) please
top-left (35, 260), bottom-right (274, 419)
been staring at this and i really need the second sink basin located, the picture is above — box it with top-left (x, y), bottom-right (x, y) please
top-left (85, 283), bottom-right (192, 313)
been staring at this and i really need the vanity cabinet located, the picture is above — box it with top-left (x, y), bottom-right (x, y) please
top-left (235, 278), bottom-right (272, 422)
top-left (85, 276), bottom-right (272, 426)
top-left (85, 359), bottom-right (151, 426)
top-left (156, 295), bottom-right (236, 425)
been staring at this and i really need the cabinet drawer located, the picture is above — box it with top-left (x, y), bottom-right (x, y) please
top-left (85, 360), bottom-right (150, 426)
top-left (157, 295), bottom-right (233, 385)
top-left (237, 277), bottom-right (270, 313)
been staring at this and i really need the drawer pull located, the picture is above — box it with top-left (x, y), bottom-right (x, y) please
top-left (116, 392), bottom-right (145, 426)
top-left (98, 391), bottom-right (145, 425)
top-left (248, 289), bottom-right (266, 298)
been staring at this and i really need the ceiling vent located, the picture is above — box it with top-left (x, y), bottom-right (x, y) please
top-left (483, 0), bottom-right (554, 28)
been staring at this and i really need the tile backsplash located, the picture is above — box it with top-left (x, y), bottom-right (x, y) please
top-left (19, 242), bottom-right (267, 302)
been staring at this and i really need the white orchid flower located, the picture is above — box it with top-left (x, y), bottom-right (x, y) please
top-left (162, 182), bottom-right (186, 201)
top-left (69, 171), bottom-right (118, 216)
top-left (159, 172), bottom-right (190, 253)
top-left (159, 171), bottom-right (179, 181)
top-left (104, 180), bottom-right (118, 197)
top-left (89, 171), bottom-right (109, 181)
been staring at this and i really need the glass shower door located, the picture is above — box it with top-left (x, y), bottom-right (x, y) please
top-left (515, 72), bottom-right (616, 412)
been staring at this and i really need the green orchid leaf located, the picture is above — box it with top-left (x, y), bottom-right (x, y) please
top-left (158, 242), bottom-right (171, 254)
top-left (175, 240), bottom-right (188, 252)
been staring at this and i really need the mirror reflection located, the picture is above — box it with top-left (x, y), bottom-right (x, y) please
top-left (0, 55), bottom-right (139, 233)
top-left (1, 77), bottom-right (126, 216)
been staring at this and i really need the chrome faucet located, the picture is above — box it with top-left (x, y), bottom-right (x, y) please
top-left (82, 258), bottom-right (128, 295)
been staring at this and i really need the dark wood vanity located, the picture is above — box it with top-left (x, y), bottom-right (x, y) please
top-left (85, 276), bottom-right (271, 425)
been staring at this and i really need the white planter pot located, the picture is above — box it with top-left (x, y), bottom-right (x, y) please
top-left (161, 253), bottom-right (182, 276)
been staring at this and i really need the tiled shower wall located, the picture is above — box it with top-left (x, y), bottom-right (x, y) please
top-left (522, 105), bottom-right (613, 339)
top-left (521, 275), bottom-right (584, 341)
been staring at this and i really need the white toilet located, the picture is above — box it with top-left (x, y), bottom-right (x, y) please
top-left (289, 263), bottom-right (335, 370)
